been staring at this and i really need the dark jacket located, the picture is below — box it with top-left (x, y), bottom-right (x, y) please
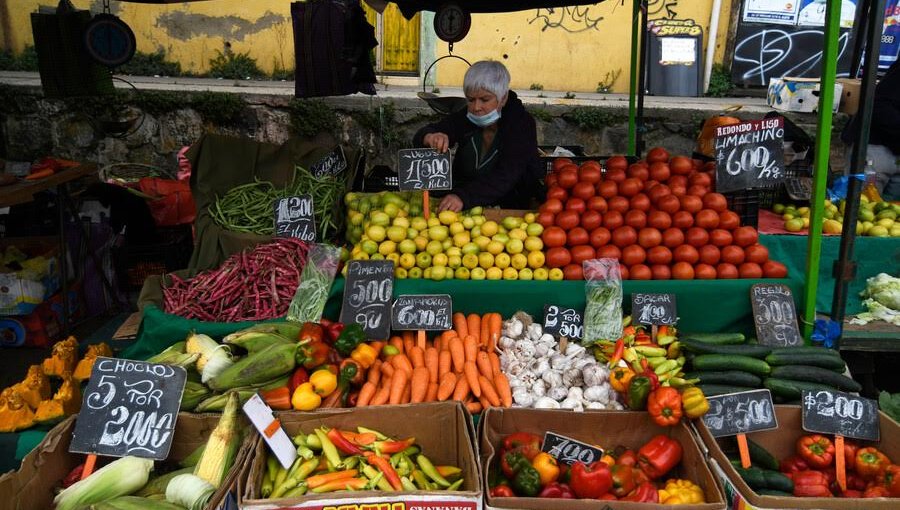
top-left (842, 60), bottom-right (900, 154)
top-left (413, 91), bottom-right (542, 209)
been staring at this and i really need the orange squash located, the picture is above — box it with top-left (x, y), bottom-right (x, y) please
top-left (696, 107), bottom-right (742, 158)
top-left (43, 336), bottom-right (78, 377)
top-left (34, 375), bottom-right (81, 424)
top-left (0, 388), bottom-right (36, 432)
top-left (13, 365), bottom-right (51, 409)
top-left (74, 342), bottom-right (113, 381)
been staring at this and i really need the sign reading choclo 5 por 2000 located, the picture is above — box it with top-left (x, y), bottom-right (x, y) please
top-left (714, 117), bottom-right (785, 193)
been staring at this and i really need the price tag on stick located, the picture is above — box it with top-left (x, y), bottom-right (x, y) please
top-left (714, 117), bottom-right (786, 193)
top-left (542, 305), bottom-right (584, 341)
top-left (541, 432), bottom-right (604, 466)
top-left (750, 283), bottom-right (803, 347)
top-left (340, 260), bottom-right (395, 340)
top-left (702, 389), bottom-right (778, 468)
top-left (274, 195), bottom-right (316, 242)
top-left (397, 148), bottom-right (452, 220)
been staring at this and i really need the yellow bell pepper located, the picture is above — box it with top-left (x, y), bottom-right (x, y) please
top-left (309, 369), bottom-right (337, 397)
top-left (609, 366), bottom-right (635, 393)
top-left (658, 479), bottom-right (705, 504)
top-left (531, 452), bottom-right (560, 486)
top-left (291, 383), bottom-right (322, 411)
top-left (681, 387), bottom-right (710, 419)
top-left (350, 343), bottom-right (378, 369)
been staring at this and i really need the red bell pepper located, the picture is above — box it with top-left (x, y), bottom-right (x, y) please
top-left (647, 386), bottom-right (683, 427)
top-left (569, 461), bottom-right (613, 499)
top-left (610, 464), bottom-right (636, 497)
top-left (598, 492), bottom-right (618, 500)
top-left (780, 455), bottom-right (809, 474)
top-left (298, 341), bottom-right (331, 369)
top-left (615, 447), bottom-right (639, 467)
top-left (62, 464), bottom-right (84, 488)
top-left (299, 322), bottom-right (325, 343)
top-left (489, 485), bottom-right (515, 497)
top-left (260, 386), bottom-right (292, 410)
top-left (319, 318), bottom-right (345, 344)
top-left (863, 485), bottom-right (891, 498)
top-left (842, 440), bottom-right (860, 471)
top-left (841, 472), bottom-right (867, 492)
top-left (856, 447), bottom-right (890, 479)
top-left (288, 367), bottom-right (309, 395)
top-left (622, 481), bottom-right (659, 502)
top-left (538, 482), bottom-right (575, 499)
top-left (502, 432), bottom-right (542, 460)
top-left (796, 435), bottom-right (835, 469)
top-left (839, 489), bottom-right (863, 498)
top-left (637, 434), bottom-right (683, 480)
top-left (792, 470), bottom-right (833, 497)
top-left (879, 464), bottom-right (900, 497)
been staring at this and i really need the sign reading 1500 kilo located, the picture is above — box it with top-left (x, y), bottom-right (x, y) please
top-left (69, 357), bottom-right (187, 460)
top-left (714, 117), bottom-right (785, 193)
top-left (397, 148), bottom-right (452, 191)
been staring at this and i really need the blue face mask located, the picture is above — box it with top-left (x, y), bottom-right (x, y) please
top-left (467, 108), bottom-right (501, 127)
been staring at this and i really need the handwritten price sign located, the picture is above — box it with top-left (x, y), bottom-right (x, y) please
top-left (703, 389), bottom-right (778, 437)
top-left (541, 432), bottom-right (604, 466)
top-left (340, 260), bottom-right (394, 339)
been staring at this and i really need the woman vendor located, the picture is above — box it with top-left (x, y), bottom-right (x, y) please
top-left (413, 60), bottom-right (543, 212)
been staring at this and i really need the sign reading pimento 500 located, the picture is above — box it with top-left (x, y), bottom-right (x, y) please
top-left (69, 357), bottom-right (187, 460)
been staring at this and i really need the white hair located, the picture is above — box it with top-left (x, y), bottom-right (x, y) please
top-left (463, 61), bottom-right (510, 101)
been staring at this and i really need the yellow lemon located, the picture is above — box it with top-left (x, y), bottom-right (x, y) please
top-left (453, 232), bottom-right (471, 247)
top-left (494, 253), bottom-right (511, 269)
top-left (384, 252), bottom-right (400, 265)
top-left (426, 240), bottom-right (444, 256)
top-left (470, 267), bottom-right (486, 280)
top-left (486, 241), bottom-right (505, 256)
top-left (462, 253), bottom-right (479, 269)
top-left (528, 251), bottom-right (546, 269)
top-left (461, 242), bottom-right (480, 255)
top-left (416, 252), bottom-right (432, 268)
top-left (455, 267), bottom-right (471, 280)
top-left (408, 267), bottom-right (423, 279)
top-left (428, 225), bottom-right (449, 241)
top-left (510, 253), bottom-right (528, 270)
top-left (524, 236), bottom-right (544, 252)
top-left (398, 239), bottom-right (417, 254)
top-left (474, 236), bottom-right (491, 251)
top-left (486, 267), bottom-right (503, 280)
top-left (360, 239), bottom-right (379, 255)
top-left (414, 236), bottom-right (429, 252)
top-left (430, 266), bottom-right (447, 281)
top-left (519, 268), bottom-right (534, 280)
top-left (509, 228), bottom-right (528, 241)
top-left (448, 255), bottom-right (462, 269)
top-left (462, 217), bottom-right (475, 230)
top-left (481, 220), bottom-right (499, 237)
top-left (370, 211), bottom-right (390, 226)
top-left (395, 267), bottom-right (408, 279)
top-left (548, 268), bottom-right (565, 281)
top-left (524, 212), bottom-right (536, 223)
top-left (534, 267), bottom-right (549, 281)
top-left (526, 223), bottom-right (544, 237)
top-left (502, 267), bottom-right (519, 280)
top-left (438, 210), bottom-right (458, 225)
top-left (478, 252), bottom-right (495, 269)
top-left (386, 226), bottom-right (407, 243)
top-left (367, 225), bottom-right (387, 242)
top-left (432, 253), bottom-right (449, 267)
top-left (506, 238), bottom-right (524, 255)
top-left (449, 222), bottom-right (466, 236)
top-left (427, 217), bottom-right (441, 228)
top-left (411, 217), bottom-right (428, 231)
top-left (399, 253), bottom-right (416, 269)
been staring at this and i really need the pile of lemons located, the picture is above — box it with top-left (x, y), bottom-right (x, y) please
top-left (774, 197), bottom-right (900, 237)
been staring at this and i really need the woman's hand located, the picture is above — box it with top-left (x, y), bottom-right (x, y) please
top-left (438, 194), bottom-right (463, 212)
top-left (423, 132), bottom-right (450, 153)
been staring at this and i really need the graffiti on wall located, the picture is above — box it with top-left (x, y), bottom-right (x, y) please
top-left (528, 6), bottom-right (604, 32)
top-left (648, 0), bottom-right (680, 20)
top-left (732, 25), bottom-right (852, 85)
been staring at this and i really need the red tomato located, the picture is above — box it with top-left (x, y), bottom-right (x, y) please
top-left (556, 210), bottom-right (580, 230)
top-left (657, 195), bottom-right (681, 214)
top-left (580, 210), bottom-right (603, 231)
top-left (606, 169), bottom-right (627, 183)
top-left (590, 227), bottom-right (611, 247)
top-left (744, 244), bottom-right (769, 264)
top-left (619, 178), bottom-right (643, 197)
top-left (572, 181), bottom-right (596, 200)
top-left (596, 244), bottom-right (622, 259)
top-left (739, 262), bottom-right (763, 279)
top-left (612, 226), bottom-right (638, 247)
top-left (546, 186), bottom-right (568, 202)
top-left (679, 195), bottom-right (703, 214)
top-left (647, 246), bottom-right (673, 265)
top-left (630, 264), bottom-right (652, 280)
top-left (694, 263), bottom-right (717, 280)
top-left (733, 226), bottom-right (759, 247)
top-left (672, 210), bottom-right (694, 229)
top-left (648, 210), bottom-right (673, 230)
top-left (546, 173), bottom-right (558, 188)
top-left (605, 155), bottom-right (628, 171)
top-left (558, 169), bottom-right (578, 189)
top-left (546, 247), bottom-right (572, 268)
top-left (542, 198), bottom-right (563, 215)
top-left (703, 161), bottom-right (716, 173)
top-left (647, 147), bottom-right (670, 164)
top-left (608, 196), bottom-right (630, 213)
top-left (552, 158), bottom-right (573, 172)
top-left (638, 228), bottom-right (662, 248)
top-left (578, 161), bottom-right (602, 183)
top-left (566, 198), bottom-right (586, 213)
top-left (603, 210), bottom-right (624, 230)
top-left (673, 244), bottom-right (700, 264)
top-left (695, 209), bottom-right (720, 229)
top-left (597, 181), bottom-right (618, 198)
top-left (693, 159), bottom-right (705, 171)
top-left (563, 263), bottom-right (584, 280)
top-left (661, 227), bottom-right (685, 248)
top-left (672, 261), bottom-right (695, 280)
top-left (670, 156), bottom-right (693, 175)
top-left (718, 211), bottom-right (741, 230)
top-left (716, 263), bottom-right (739, 279)
top-left (649, 162), bottom-right (671, 182)
top-left (625, 210), bottom-right (647, 229)
top-left (543, 226), bottom-right (567, 248)
top-left (762, 260), bottom-right (788, 278)
top-left (702, 192), bottom-right (728, 212)
top-left (685, 227), bottom-right (710, 247)
top-left (650, 264), bottom-right (672, 280)
top-left (709, 229), bottom-right (733, 247)
top-left (667, 175), bottom-right (688, 188)
top-left (670, 185), bottom-right (687, 197)
top-left (720, 245), bottom-right (745, 265)
top-left (537, 211), bottom-right (555, 228)
top-left (690, 172), bottom-right (712, 188)
top-left (647, 184), bottom-right (672, 204)
top-left (567, 227), bottom-right (590, 247)
top-left (621, 244), bottom-right (647, 266)
top-left (588, 196), bottom-right (609, 212)
top-left (627, 165), bottom-right (649, 181)
top-left (698, 244), bottom-right (721, 265)
top-left (619, 265), bottom-right (630, 280)
top-left (571, 245), bottom-right (596, 264)
top-left (687, 185), bottom-right (709, 197)
top-left (630, 193), bottom-right (651, 212)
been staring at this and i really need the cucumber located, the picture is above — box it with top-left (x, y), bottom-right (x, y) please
top-left (770, 365), bottom-right (862, 393)
top-left (735, 467), bottom-right (767, 490)
top-left (698, 383), bottom-right (759, 396)
top-left (769, 346), bottom-right (842, 357)
top-left (681, 339), bottom-right (772, 358)
top-left (680, 332), bottom-right (746, 345)
top-left (684, 370), bottom-right (763, 388)
top-left (692, 354), bottom-right (772, 377)
top-left (757, 489), bottom-right (793, 497)
top-left (761, 470), bottom-right (794, 493)
top-left (764, 378), bottom-right (838, 401)
top-left (748, 439), bottom-right (779, 471)
top-left (764, 352), bottom-right (846, 372)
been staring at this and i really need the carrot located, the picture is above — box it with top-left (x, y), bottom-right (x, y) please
top-left (381, 361), bottom-right (395, 378)
top-left (449, 336), bottom-right (466, 373)
top-left (370, 341), bottom-right (385, 354)
top-left (494, 373), bottom-right (513, 407)
top-left (488, 313), bottom-right (502, 351)
top-left (438, 350), bottom-right (452, 378)
top-left (464, 361), bottom-right (482, 397)
top-left (441, 331), bottom-right (456, 351)
top-left (370, 382), bottom-right (390, 406)
top-left (479, 394), bottom-right (492, 410)
top-left (389, 336), bottom-right (404, 354)
top-left (453, 312), bottom-right (468, 339)
top-left (426, 382), bottom-right (438, 402)
top-left (402, 331), bottom-right (415, 354)
top-left (433, 336), bottom-right (442, 352)
top-left (466, 401), bottom-right (483, 414)
top-left (488, 352), bottom-right (501, 378)
top-left (367, 361), bottom-right (382, 386)
top-left (437, 373), bottom-right (457, 401)
top-left (476, 351), bottom-right (493, 380)
top-left (389, 369), bottom-right (409, 405)
top-left (416, 330), bottom-right (426, 350)
top-left (463, 335), bottom-right (478, 363)
top-left (410, 367), bottom-right (429, 403)
top-left (480, 313), bottom-right (491, 348)
top-left (479, 375), bottom-right (501, 407)
top-left (391, 354), bottom-right (414, 375)
top-left (452, 375), bottom-right (470, 402)
top-left (424, 347), bottom-right (439, 383)
top-left (357, 382), bottom-right (377, 407)
top-left (408, 346), bottom-right (425, 368)
top-left (466, 314), bottom-right (481, 345)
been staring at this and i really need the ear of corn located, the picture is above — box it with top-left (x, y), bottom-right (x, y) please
top-left (193, 391), bottom-right (241, 488)
top-left (207, 342), bottom-right (296, 391)
top-left (222, 323), bottom-right (302, 344)
top-left (135, 466), bottom-right (194, 497)
top-left (88, 495), bottom-right (187, 509)
top-left (180, 381), bottom-right (213, 412)
top-left (53, 456), bottom-right (154, 510)
top-left (165, 473), bottom-right (215, 510)
top-left (223, 331), bottom-right (293, 354)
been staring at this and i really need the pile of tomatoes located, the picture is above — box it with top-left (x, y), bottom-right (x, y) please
top-left (538, 148), bottom-right (789, 280)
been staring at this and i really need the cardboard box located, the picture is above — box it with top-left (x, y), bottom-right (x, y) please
top-left (837, 78), bottom-right (861, 115)
top-left (480, 408), bottom-right (726, 510)
top-left (696, 405), bottom-right (900, 509)
top-left (0, 413), bottom-right (251, 510)
top-left (767, 77), bottom-right (843, 113)
top-left (0, 237), bottom-right (61, 316)
top-left (482, 209), bottom-right (533, 222)
top-left (241, 401), bottom-right (482, 510)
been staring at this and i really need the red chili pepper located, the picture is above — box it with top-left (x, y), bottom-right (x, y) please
top-left (374, 437), bottom-right (415, 454)
top-left (792, 470), bottom-right (833, 497)
top-left (326, 427), bottom-right (364, 455)
top-left (796, 434), bottom-right (835, 469)
top-left (365, 453), bottom-right (403, 490)
top-left (633, 333), bottom-right (652, 346)
top-left (608, 338), bottom-right (625, 367)
top-left (502, 432), bottom-right (542, 461)
top-left (569, 461), bottom-right (612, 499)
top-left (622, 481), bottom-right (659, 502)
top-left (637, 434), bottom-right (682, 480)
top-left (639, 358), bottom-right (660, 389)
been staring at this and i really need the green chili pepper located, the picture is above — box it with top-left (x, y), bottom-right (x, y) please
top-left (628, 376), bottom-right (652, 411)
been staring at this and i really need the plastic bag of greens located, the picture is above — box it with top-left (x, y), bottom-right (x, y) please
top-left (287, 243), bottom-right (341, 323)
top-left (582, 258), bottom-right (623, 344)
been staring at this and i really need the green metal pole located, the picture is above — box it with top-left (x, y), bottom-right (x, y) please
top-left (802, 0), bottom-right (842, 340)
top-left (627, 0), bottom-right (639, 157)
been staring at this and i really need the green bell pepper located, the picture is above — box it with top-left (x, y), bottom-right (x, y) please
top-left (511, 464), bottom-right (542, 497)
top-left (334, 323), bottom-right (366, 356)
top-left (628, 375), bottom-right (652, 411)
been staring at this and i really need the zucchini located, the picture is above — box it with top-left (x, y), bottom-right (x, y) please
top-left (761, 470), bottom-right (794, 493)
top-left (735, 467), bottom-right (767, 490)
top-left (698, 383), bottom-right (759, 396)
top-left (770, 365), bottom-right (862, 393)
top-left (692, 354), bottom-right (772, 377)
top-left (764, 378), bottom-right (838, 401)
top-left (769, 346), bottom-right (842, 357)
top-left (680, 332), bottom-right (746, 345)
top-left (748, 439), bottom-right (779, 471)
top-left (757, 489), bottom-right (793, 497)
top-left (764, 352), bottom-right (846, 372)
top-left (684, 370), bottom-right (763, 388)
top-left (681, 339), bottom-right (772, 358)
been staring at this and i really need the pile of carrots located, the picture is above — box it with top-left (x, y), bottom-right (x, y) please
top-left (355, 312), bottom-right (512, 413)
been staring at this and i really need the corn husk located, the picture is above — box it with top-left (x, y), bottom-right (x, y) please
top-left (54, 456), bottom-right (154, 510)
top-left (165, 474), bottom-right (214, 510)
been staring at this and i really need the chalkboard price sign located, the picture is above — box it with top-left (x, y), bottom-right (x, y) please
top-left (631, 293), bottom-right (677, 326)
top-left (392, 294), bottom-right (452, 331)
top-left (541, 432), bottom-right (604, 466)
top-left (542, 305), bottom-right (583, 339)
top-left (703, 389), bottom-right (778, 437)
top-left (274, 195), bottom-right (316, 242)
top-left (310, 146), bottom-right (347, 178)
top-left (340, 260), bottom-right (395, 340)
top-left (714, 117), bottom-right (786, 193)
top-left (750, 283), bottom-right (803, 347)
top-left (801, 390), bottom-right (880, 441)
top-left (397, 148), bottom-right (452, 191)
top-left (69, 357), bottom-right (187, 460)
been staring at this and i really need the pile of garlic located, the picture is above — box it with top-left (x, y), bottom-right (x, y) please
top-left (497, 312), bottom-right (622, 411)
